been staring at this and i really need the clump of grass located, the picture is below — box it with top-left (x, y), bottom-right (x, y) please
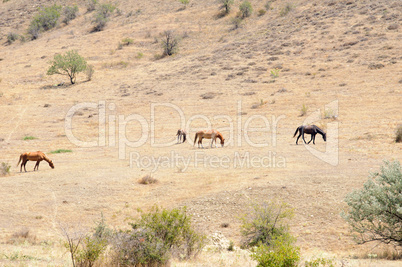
top-left (258, 9), bottom-right (266, 16)
top-left (23, 136), bottom-right (37, 140)
top-left (138, 174), bottom-right (158, 185)
top-left (121, 37), bottom-right (134, 46)
top-left (396, 124), bottom-right (402, 143)
top-left (7, 32), bottom-right (19, 44)
top-left (50, 149), bottom-right (72, 154)
top-left (0, 162), bottom-right (11, 176)
top-left (102, 61), bottom-right (129, 69)
top-left (323, 109), bottom-right (337, 120)
top-left (136, 52), bottom-right (144, 59)
top-left (300, 104), bottom-right (308, 116)
top-left (270, 68), bottom-right (280, 79)
top-left (7, 229), bottom-right (37, 245)
top-left (86, 64), bottom-right (95, 81)
top-left (228, 240), bottom-right (235, 251)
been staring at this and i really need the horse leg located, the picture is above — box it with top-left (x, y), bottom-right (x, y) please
top-left (23, 160), bottom-right (27, 172)
top-left (34, 161), bottom-right (40, 171)
top-left (296, 132), bottom-right (302, 145)
top-left (308, 134), bottom-right (313, 144)
top-left (312, 134), bottom-right (316, 145)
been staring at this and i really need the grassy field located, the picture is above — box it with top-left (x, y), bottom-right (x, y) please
top-left (0, 0), bottom-right (401, 265)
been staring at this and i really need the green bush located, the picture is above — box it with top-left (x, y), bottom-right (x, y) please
top-left (28, 4), bottom-right (61, 39)
top-left (251, 234), bottom-right (300, 267)
top-left (305, 257), bottom-right (334, 267)
top-left (92, 3), bottom-right (115, 31)
top-left (239, 1), bottom-right (253, 18)
top-left (7, 32), bottom-right (19, 44)
top-left (396, 124), bottom-right (402, 143)
top-left (63, 6), bottom-right (79, 25)
top-left (342, 160), bottom-right (402, 247)
top-left (241, 202), bottom-right (294, 247)
top-left (113, 206), bottom-right (205, 265)
top-left (47, 50), bottom-right (87, 84)
top-left (220, 0), bottom-right (234, 14)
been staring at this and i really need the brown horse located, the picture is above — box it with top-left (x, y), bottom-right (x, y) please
top-left (293, 125), bottom-right (326, 145)
top-left (194, 130), bottom-right (225, 148)
top-left (176, 129), bottom-right (187, 143)
top-left (17, 151), bottom-right (54, 172)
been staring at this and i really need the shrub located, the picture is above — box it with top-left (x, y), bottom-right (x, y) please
top-left (239, 1), bottom-right (253, 18)
top-left (220, 0), bottom-right (234, 14)
top-left (258, 9), bottom-right (266, 16)
top-left (305, 257), bottom-right (334, 267)
top-left (280, 3), bottom-right (293, 17)
top-left (231, 17), bottom-right (243, 30)
top-left (63, 5), bottom-right (79, 25)
top-left (86, 65), bottom-right (95, 81)
top-left (138, 174), bottom-right (158, 185)
top-left (28, 4), bottom-right (61, 39)
top-left (161, 30), bottom-right (179, 56)
top-left (251, 234), bottom-right (300, 267)
top-left (342, 160), bottom-right (402, 247)
top-left (86, 0), bottom-right (98, 12)
top-left (121, 37), bottom-right (134, 46)
top-left (7, 32), bottom-right (19, 44)
top-left (92, 3), bottom-right (115, 31)
top-left (396, 124), bottom-right (402, 143)
top-left (47, 50), bottom-right (87, 84)
top-left (179, 0), bottom-right (190, 7)
top-left (241, 202), bottom-right (294, 248)
top-left (0, 162), bottom-right (11, 176)
top-left (113, 206), bottom-right (205, 265)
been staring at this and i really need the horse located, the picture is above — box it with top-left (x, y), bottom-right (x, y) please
top-left (176, 129), bottom-right (187, 143)
top-left (193, 130), bottom-right (225, 148)
top-left (293, 125), bottom-right (326, 145)
top-left (17, 151), bottom-right (54, 172)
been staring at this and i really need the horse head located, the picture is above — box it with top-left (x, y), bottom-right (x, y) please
top-left (49, 161), bottom-right (55, 169)
top-left (323, 133), bottom-right (327, 142)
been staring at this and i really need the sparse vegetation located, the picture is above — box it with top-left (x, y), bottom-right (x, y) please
top-left (23, 136), bottom-right (37, 140)
top-left (280, 3), bottom-right (294, 17)
top-left (300, 104), bottom-right (308, 116)
top-left (231, 17), bottom-right (243, 30)
top-left (239, 1), bottom-right (253, 18)
top-left (86, 0), bottom-right (98, 12)
top-left (396, 124), bottom-right (402, 143)
top-left (86, 64), bottom-right (95, 81)
top-left (258, 9), bottom-right (266, 16)
top-left (270, 68), bottom-right (280, 79)
top-left (47, 50), bottom-right (88, 84)
top-left (264, 1), bottom-right (272, 10)
top-left (0, 162), bottom-right (11, 176)
top-left (138, 174), bottom-right (158, 184)
top-left (50, 149), bottom-right (72, 154)
top-left (179, 0), bottom-right (190, 8)
top-left (136, 52), bottom-right (144, 59)
top-left (28, 4), bottom-right (62, 40)
top-left (161, 30), bottom-right (179, 56)
top-left (7, 32), bottom-right (19, 44)
top-left (228, 240), bottom-right (234, 251)
top-left (220, 0), bottom-right (234, 14)
top-left (305, 257), bottom-right (334, 267)
top-left (121, 37), bottom-right (134, 46)
top-left (342, 160), bottom-right (402, 247)
top-left (62, 5), bottom-right (79, 25)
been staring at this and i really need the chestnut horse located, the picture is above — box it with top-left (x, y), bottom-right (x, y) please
top-left (293, 125), bottom-right (326, 145)
top-left (17, 151), bottom-right (54, 172)
top-left (176, 129), bottom-right (187, 143)
top-left (194, 130), bottom-right (225, 148)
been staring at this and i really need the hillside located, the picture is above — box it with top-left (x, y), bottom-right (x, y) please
top-left (0, 0), bottom-right (401, 265)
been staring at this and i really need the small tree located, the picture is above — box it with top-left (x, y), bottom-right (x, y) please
top-left (342, 160), bottom-right (402, 247)
top-left (47, 50), bottom-right (88, 84)
top-left (239, 1), bottom-right (253, 18)
top-left (161, 30), bottom-right (179, 56)
top-left (220, 0), bottom-right (234, 14)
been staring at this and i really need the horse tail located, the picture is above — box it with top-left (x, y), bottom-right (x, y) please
top-left (17, 154), bottom-right (22, 167)
top-left (193, 133), bottom-right (198, 146)
top-left (293, 127), bottom-right (300, 137)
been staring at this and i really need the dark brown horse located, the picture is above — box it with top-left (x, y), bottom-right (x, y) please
top-left (293, 125), bottom-right (326, 145)
top-left (194, 130), bottom-right (225, 148)
top-left (176, 129), bottom-right (187, 143)
top-left (17, 151), bottom-right (54, 172)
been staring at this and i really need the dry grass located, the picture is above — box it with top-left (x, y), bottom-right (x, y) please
top-left (138, 174), bottom-right (158, 185)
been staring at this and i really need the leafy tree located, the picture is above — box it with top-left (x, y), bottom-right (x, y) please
top-left (47, 50), bottom-right (88, 84)
top-left (342, 160), bottom-right (402, 247)
top-left (239, 1), bottom-right (253, 18)
top-left (220, 0), bottom-right (234, 14)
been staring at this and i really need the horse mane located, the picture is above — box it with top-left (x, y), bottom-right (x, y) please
top-left (314, 125), bottom-right (326, 135)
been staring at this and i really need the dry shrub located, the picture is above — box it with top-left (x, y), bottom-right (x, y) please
top-left (138, 174), bottom-right (158, 185)
top-left (396, 124), bottom-right (402, 143)
top-left (0, 162), bottom-right (11, 176)
top-left (7, 229), bottom-right (37, 245)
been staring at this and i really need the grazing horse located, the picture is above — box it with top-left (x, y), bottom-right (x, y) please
top-left (293, 125), bottom-right (326, 145)
top-left (176, 129), bottom-right (187, 143)
top-left (17, 151), bottom-right (54, 172)
top-left (194, 130), bottom-right (225, 148)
